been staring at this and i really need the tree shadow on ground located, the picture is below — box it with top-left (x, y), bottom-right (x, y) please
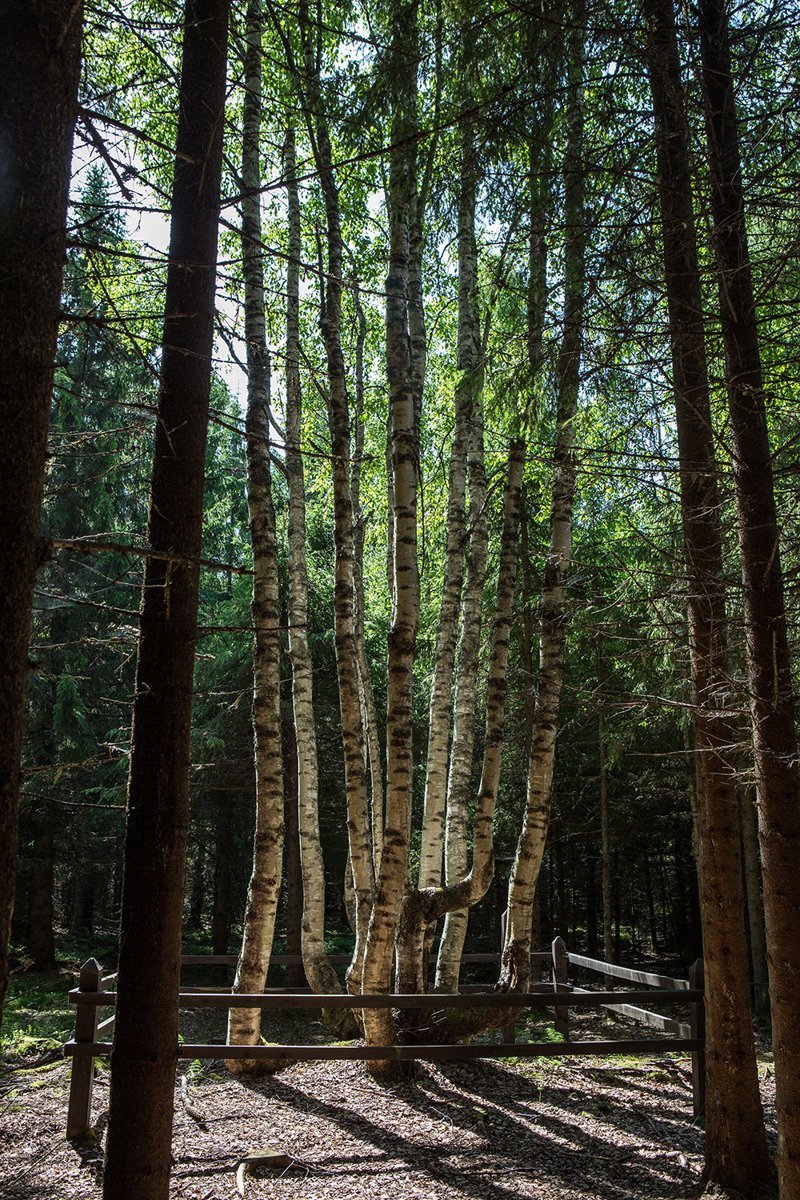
top-left (236, 1058), bottom-right (702, 1200)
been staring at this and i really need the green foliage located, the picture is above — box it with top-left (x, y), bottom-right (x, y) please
top-left (1, 972), bottom-right (75, 1059)
top-left (14, 0), bottom-right (800, 991)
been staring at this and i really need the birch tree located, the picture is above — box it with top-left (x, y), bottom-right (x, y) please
top-left (501, 0), bottom-right (586, 992)
top-left (227, 0), bottom-right (285, 1067)
top-left (293, 0), bottom-right (375, 985)
top-left (434, 119), bottom-right (489, 993)
top-left (360, 0), bottom-right (420, 1062)
top-left (283, 125), bottom-right (343, 1002)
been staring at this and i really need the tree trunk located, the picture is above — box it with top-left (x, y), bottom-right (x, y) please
top-left (414, 256), bottom-right (473, 900)
top-left (296, 0), bottom-right (374, 989)
top-left (28, 806), bottom-right (56, 969)
top-left (0, 0), bottom-right (82, 1023)
top-left (212, 793), bottom-right (232, 957)
top-left (696, 2), bottom-right (800, 1192)
top-left (396, 441), bottom-right (525, 1039)
top-left (597, 670), bottom-right (613, 983)
top-left (282, 716), bottom-right (306, 989)
top-left (70, 864), bottom-right (95, 937)
top-left (282, 126), bottom-right (343, 1004)
top-left (738, 786), bottom-right (769, 1023)
top-left (185, 848), bottom-right (205, 933)
top-left (351, 285), bottom-right (385, 874)
top-left (643, 852), bottom-right (659, 954)
top-left (361, 0), bottom-right (420, 1064)
top-left (643, 0), bottom-right (771, 1187)
top-left (435, 121), bottom-right (487, 993)
top-left (519, 489), bottom-right (537, 761)
top-left (586, 860), bottom-right (597, 957)
top-left (227, 0), bottom-right (285, 1069)
top-left (502, 0), bottom-right (586, 992)
top-left (102, 2), bottom-right (229, 1194)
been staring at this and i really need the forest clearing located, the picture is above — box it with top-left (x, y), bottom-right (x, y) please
top-left (3, 963), bottom-right (776, 1200)
top-left (1, 0), bottom-right (798, 1197)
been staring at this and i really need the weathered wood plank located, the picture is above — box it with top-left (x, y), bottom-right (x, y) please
top-left (568, 953), bottom-right (690, 991)
top-left (68, 987), bottom-right (703, 1010)
top-left (66, 960), bottom-right (104, 1139)
top-left (571, 985), bottom-right (691, 1037)
top-left (65, 1037), bottom-right (703, 1061)
top-left (552, 937), bottom-right (570, 1041)
top-left (177, 951), bottom-right (552, 967)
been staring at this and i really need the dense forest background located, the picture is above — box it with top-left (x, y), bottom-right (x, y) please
top-left (3, 0), bottom-right (800, 1194)
top-left (12, 0), bottom-right (797, 980)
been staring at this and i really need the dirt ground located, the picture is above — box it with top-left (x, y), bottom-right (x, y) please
top-left (0, 1011), bottom-right (776, 1200)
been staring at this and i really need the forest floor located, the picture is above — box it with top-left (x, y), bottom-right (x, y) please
top-left (0, 967), bottom-right (777, 1200)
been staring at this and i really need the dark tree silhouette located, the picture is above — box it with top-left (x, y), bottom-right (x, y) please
top-left (0, 0), bottom-right (83, 1024)
top-left (101, 1), bottom-right (230, 1196)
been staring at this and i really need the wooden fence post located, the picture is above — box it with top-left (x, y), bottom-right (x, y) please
top-left (552, 936), bottom-right (570, 1041)
top-left (66, 958), bottom-right (104, 1139)
top-left (499, 911), bottom-right (516, 1044)
top-left (688, 958), bottom-right (705, 1118)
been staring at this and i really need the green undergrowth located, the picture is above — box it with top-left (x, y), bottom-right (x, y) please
top-left (1, 969), bottom-right (75, 1060)
top-left (2, 933), bottom-right (117, 1062)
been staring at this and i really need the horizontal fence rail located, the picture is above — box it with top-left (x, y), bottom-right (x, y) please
top-left (68, 987), bottom-right (703, 1010)
top-left (64, 939), bottom-right (705, 1139)
top-left (66, 1038), bottom-right (704, 1062)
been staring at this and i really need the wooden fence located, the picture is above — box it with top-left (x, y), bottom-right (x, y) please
top-left (65, 939), bottom-right (704, 1138)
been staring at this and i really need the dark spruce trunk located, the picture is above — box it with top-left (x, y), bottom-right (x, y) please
top-left (102, 2), bottom-right (229, 1195)
top-left (28, 806), bottom-right (56, 969)
top-left (696, 1), bottom-right (800, 1192)
top-left (212, 792), bottom-right (233, 957)
top-left (0, 0), bottom-right (82, 1022)
top-left (185, 848), bottom-right (205, 932)
top-left (70, 866), bottom-right (95, 937)
top-left (643, 0), bottom-right (770, 1188)
top-left (739, 786), bottom-right (769, 1023)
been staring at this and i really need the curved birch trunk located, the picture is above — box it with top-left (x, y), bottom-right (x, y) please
top-left (398, 121), bottom-right (480, 997)
top-left (501, 3), bottom-right (585, 992)
top-left (396, 441), bottom-right (525, 1030)
top-left (227, 1), bottom-right (284, 1067)
top-left (282, 126), bottom-right (342, 1005)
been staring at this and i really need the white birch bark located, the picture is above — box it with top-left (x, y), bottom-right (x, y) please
top-left (282, 126), bottom-right (341, 1003)
top-left (433, 115), bottom-right (488, 992)
top-left (416, 122), bottom-right (481, 906)
top-left (361, 0), bottom-right (419, 1063)
top-left (351, 286), bottom-right (384, 873)
top-left (228, 2), bottom-right (284, 1064)
top-left (395, 441), bottom-right (525, 1016)
top-left (295, 3), bottom-right (375, 988)
top-left (435, 409), bottom-right (488, 991)
top-left (501, 10), bottom-right (586, 992)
